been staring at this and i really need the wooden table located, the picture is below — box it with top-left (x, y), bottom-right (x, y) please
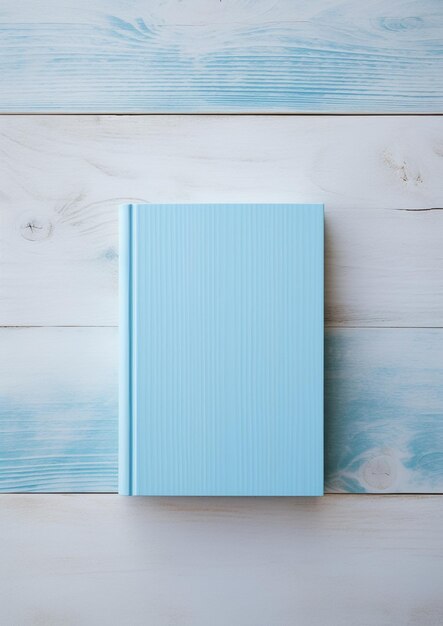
top-left (0, 2), bottom-right (442, 624)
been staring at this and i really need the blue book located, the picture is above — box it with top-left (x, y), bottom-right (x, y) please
top-left (120, 204), bottom-right (324, 495)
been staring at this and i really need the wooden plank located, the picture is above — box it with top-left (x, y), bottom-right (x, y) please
top-left (0, 0), bottom-right (442, 112)
top-left (326, 329), bottom-right (443, 493)
top-left (0, 328), bottom-right (117, 492)
top-left (1, 326), bottom-right (442, 493)
top-left (326, 208), bottom-right (443, 327)
top-left (0, 494), bottom-right (442, 625)
top-left (1, 115), bottom-right (442, 327)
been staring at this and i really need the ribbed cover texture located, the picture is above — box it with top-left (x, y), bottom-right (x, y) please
top-left (120, 204), bottom-right (323, 495)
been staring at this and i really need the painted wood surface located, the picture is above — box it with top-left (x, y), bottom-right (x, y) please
top-left (326, 329), bottom-right (443, 493)
top-left (1, 116), bottom-right (442, 492)
top-left (0, 0), bottom-right (442, 112)
top-left (0, 494), bottom-right (442, 625)
top-left (1, 326), bottom-right (442, 493)
top-left (0, 328), bottom-right (117, 492)
top-left (1, 115), bottom-right (442, 327)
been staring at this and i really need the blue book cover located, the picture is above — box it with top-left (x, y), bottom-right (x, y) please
top-left (120, 204), bottom-right (323, 495)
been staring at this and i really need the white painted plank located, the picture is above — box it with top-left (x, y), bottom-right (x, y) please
top-left (0, 494), bottom-right (442, 625)
top-left (0, 0), bottom-right (442, 112)
top-left (326, 208), bottom-right (443, 326)
top-left (0, 328), bottom-right (117, 492)
top-left (1, 115), bottom-right (442, 326)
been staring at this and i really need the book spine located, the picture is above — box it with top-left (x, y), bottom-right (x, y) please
top-left (119, 204), bottom-right (133, 494)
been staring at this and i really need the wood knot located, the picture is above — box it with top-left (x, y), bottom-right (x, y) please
top-left (362, 454), bottom-right (396, 491)
top-left (380, 16), bottom-right (423, 31)
top-left (20, 217), bottom-right (53, 241)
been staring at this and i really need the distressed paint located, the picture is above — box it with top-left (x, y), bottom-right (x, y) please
top-left (0, 328), bottom-right (117, 492)
top-left (0, 0), bottom-right (442, 112)
top-left (326, 329), bottom-right (443, 493)
top-left (1, 327), bottom-right (442, 492)
top-left (1, 494), bottom-right (442, 625)
top-left (1, 115), bottom-right (443, 327)
top-left (0, 115), bottom-right (442, 492)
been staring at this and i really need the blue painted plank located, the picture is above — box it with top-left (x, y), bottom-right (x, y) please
top-left (1, 327), bottom-right (442, 493)
top-left (326, 329), bottom-right (443, 493)
top-left (121, 204), bottom-right (324, 495)
top-left (0, 0), bottom-right (442, 112)
top-left (0, 328), bottom-right (117, 492)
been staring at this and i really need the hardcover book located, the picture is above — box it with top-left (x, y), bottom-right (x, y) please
top-left (120, 204), bottom-right (323, 495)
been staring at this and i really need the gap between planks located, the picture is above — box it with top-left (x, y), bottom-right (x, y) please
top-left (0, 112), bottom-right (442, 117)
top-left (2, 492), bottom-right (441, 497)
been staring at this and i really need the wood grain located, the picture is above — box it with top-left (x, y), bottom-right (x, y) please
top-left (1, 326), bottom-right (442, 493)
top-left (1, 114), bottom-right (442, 493)
top-left (1, 115), bottom-right (442, 327)
top-left (326, 329), bottom-right (443, 493)
top-left (0, 0), bottom-right (442, 112)
top-left (0, 328), bottom-right (117, 492)
top-left (0, 494), bottom-right (442, 625)
top-left (326, 208), bottom-right (443, 327)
